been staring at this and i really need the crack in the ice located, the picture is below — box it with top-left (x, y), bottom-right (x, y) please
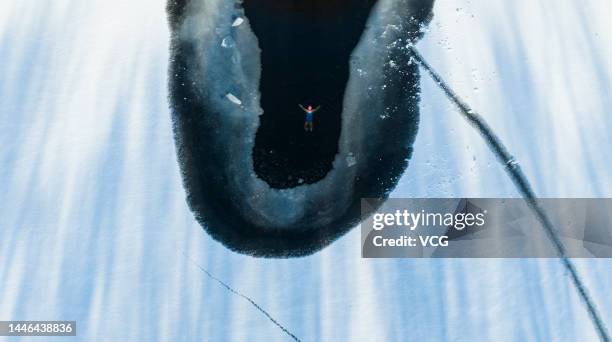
top-left (179, 250), bottom-right (301, 342)
top-left (409, 45), bottom-right (610, 342)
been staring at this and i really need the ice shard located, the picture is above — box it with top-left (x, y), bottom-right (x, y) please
top-left (167, 0), bottom-right (434, 257)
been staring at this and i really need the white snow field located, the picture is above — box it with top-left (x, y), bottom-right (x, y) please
top-left (1, 0), bottom-right (612, 341)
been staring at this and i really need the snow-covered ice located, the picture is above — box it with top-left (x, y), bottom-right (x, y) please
top-left (1, 0), bottom-right (612, 341)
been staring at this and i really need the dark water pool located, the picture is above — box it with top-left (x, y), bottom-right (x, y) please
top-left (246, 0), bottom-right (378, 188)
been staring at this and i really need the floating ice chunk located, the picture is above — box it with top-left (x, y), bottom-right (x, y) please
top-left (226, 93), bottom-right (242, 105)
top-left (346, 153), bottom-right (357, 167)
top-left (221, 37), bottom-right (233, 48)
top-left (232, 17), bottom-right (244, 27)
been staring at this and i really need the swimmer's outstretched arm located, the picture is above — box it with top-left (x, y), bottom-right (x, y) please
top-left (313, 105), bottom-right (321, 112)
top-left (298, 104), bottom-right (307, 112)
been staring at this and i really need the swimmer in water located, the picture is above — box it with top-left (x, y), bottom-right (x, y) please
top-left (299, 104), bottom-right (321, 132)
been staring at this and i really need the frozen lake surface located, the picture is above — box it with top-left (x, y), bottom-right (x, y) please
top-left (1, 0), bottom-right (612, 340)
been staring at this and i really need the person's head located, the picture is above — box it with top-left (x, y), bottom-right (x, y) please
top-left (307, 105), bottom-right (313, 111)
